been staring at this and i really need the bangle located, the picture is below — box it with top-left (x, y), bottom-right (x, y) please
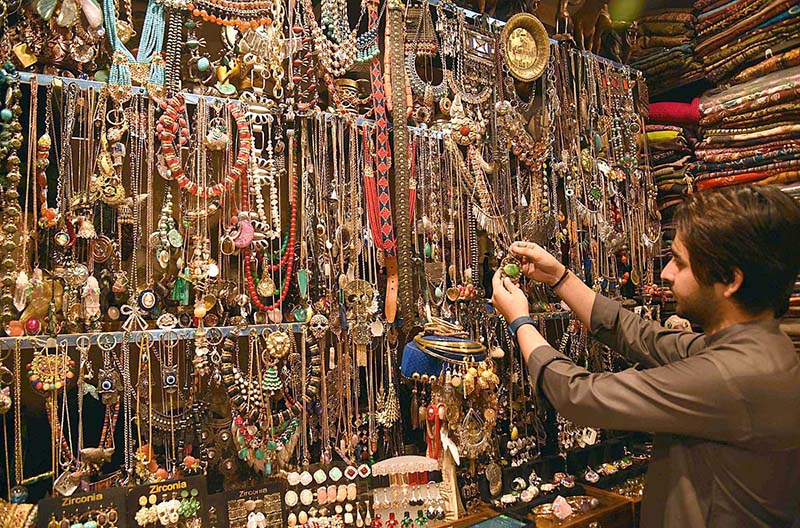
top-left (550, 267), bottom-right (570, 290)
top-left (508, 316), bottom-right (536, 339)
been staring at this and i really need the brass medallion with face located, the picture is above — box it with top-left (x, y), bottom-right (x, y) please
top-left (501, 13), bottom-right (549, 82)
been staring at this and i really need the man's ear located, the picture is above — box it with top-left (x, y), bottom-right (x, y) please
top-left (722, 268), bottom-right (744, 298)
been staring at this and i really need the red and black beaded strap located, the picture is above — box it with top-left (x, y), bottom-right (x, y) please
top-left (368, 0), bottom-right (396, 258)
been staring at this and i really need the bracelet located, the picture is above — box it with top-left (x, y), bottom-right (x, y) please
top-left (550, 267), bottom-right (570, 290)
top-left (508, 316), bottom-right (536, 339)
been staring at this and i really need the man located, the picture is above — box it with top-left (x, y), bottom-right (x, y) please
top-left (491, 185), bottom-right (800, 527)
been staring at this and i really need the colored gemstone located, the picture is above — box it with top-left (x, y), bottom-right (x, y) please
top-left (255, 448), bottom-right (265, 460)
top-left (424, 243), bottom-right (432, 258)
top-left (197, 57), bottom-right (210, 72)
top-left (297, 268), bottom-right (309, 297)
top-left (239, 448), bottom-right (248, 460)
top-left (267, 441), bottom-right (277, 451)
top-left (503, 263), bottom-right (520, 278)
top-left (1, 108), bottom-right (12, 121)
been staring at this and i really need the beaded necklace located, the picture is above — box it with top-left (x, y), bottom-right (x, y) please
top-left (243, 128), bottom-right (297, 312)
top-left (103, 0), bottom-right (166, 103)
top-left (158, 93), bottom-right (252, 198)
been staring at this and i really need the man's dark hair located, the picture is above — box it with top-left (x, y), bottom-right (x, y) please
top-left (675, 185), bottom-right (800, 317)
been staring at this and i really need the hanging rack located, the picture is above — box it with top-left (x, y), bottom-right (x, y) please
top-left (0, 322), bottom-right (306, 350)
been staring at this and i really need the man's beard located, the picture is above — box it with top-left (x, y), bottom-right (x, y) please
top-left (674, 285), bottom-right (719, 330)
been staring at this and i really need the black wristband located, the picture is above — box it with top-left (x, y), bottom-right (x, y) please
top-left (508, 316), bottom-right (536, 339)
top-left (550, 267), bottom-right (570, 290)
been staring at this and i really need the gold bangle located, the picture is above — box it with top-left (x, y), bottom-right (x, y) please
top-left (414, 336), bottom-right (486, 354)
top-left (415, 344), bottom-right (480, 366)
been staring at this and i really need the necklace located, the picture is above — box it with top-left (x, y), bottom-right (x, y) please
top-left (302, 0), bottom-right (364, 77)
top-left (10, 340), bottom-right (26, 503)
top-left (158, 93), bottom-right (252, 198)
top-left (186, 0), bottom-right (273, 29)
top-left (405, 0), bottom-right (448, 103)
top-left (0, 64), bottom-right (23, 327)
top-left (243, 128), bottom-right (297, 312)
top-left (103, 0), bottom-right (166, 103)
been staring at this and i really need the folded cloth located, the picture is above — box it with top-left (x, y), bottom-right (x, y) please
top-left (731, 47), bottom-right (800, 84)
top-left (648, 99), bottom-right (701, 126)
top-left (696, 158), bottom-right (800, 179)
top-left (720, 114), bottom-right (800, 130)
top-left (635, 35), bottom-right (693, 48)
top-left (650, 150), bottom-right (693, 165)
top-left (631, 45), bottom-right (693, 66)
top-left (714, 103), bottom-right (800, 128)
top-left (649, 139), bottom-right (690, 152)
top-left (639, 21), bottom-right (694, 36)
top-left (697, 0), bottom-right (768, 34)
top-left (653, 165), bottom-right (692, 178)
top-left (639, 9), bottom-right (695, 23)
top-left (695, 139), bottom-right (800, 161)
top-left (646, 130), bottom-right (681, 142)
top-left (642, 57), bottom-right (695, 80)
top-left (700, 14), bottom-right (800, 66)
top-left (698, 126), bottom-right (800, 146)
top-left (702, 12), bottom-right (800, 61)
top-left (694, 0), bottom-right (795, 56)
top-left (757, 170), bottom-right (800, 185)
top-left (695, 172), bottom-right (771, 189)
top-left (697, 0), bottom-right (748, 21)
top-left (646, 124), bottom-right (686, 132)
top-left (703, 120), bottom-right (800, 137)
top-left (699, 65), bottom-right (800, 120)
top-left (697, 0), bottom-right (769, 35)
top-left (695, 149), bottom-right (800, 172)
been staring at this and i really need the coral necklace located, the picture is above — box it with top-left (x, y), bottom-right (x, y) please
top-left (157, 93), bottom-right (251, 198)
top-left (243, 129), bottom-right (297, 311)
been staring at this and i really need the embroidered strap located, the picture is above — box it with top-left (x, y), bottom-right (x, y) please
top-left (369, 0), bottom-right (399, 323)
top-left (369, 0), bottom-right (396, 258)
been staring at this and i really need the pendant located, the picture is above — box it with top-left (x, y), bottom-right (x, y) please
top-left (297, 268), bottom-right (310, 299)
top-left (257, 274), bottom-right (276, 298)
top-left (138, 288), bottom-right (157, 311)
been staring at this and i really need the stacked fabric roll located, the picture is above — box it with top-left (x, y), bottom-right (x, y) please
top-left (694, 65), bottom-right (800, 190)
top-left (694, 0), bottom-right (800, 83)
top-left (645, 100), bottom-right (701, 281)
top-left (630, 9), bottom-right (703, 93)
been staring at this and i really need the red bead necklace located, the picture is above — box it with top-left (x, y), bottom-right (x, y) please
top-left (157, 93), bottom-right (252, 198)
top-left (242, 134), bottom-right (298, 312)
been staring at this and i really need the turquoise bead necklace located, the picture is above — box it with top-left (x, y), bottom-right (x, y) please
top-left (103, 0), bottom-right (166, 103)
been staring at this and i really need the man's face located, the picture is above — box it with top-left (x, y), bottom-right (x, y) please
top-left (660, 233), bottom-right (719, 328)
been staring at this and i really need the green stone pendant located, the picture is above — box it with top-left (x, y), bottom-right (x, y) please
top-left (297, 269), bottom-right (309, 299)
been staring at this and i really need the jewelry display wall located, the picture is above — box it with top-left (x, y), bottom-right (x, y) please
top-left (0, 0), bottom-right (657, 526)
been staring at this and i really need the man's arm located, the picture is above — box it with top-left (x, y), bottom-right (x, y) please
top-left (510, 242), bottom-right (703, 367)
top-left (553, 271), bottom-right (705, 367)
top-left (518, 326), bottom-right (749, 443)
top-left (589, 294), bottom-right (705, 367)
